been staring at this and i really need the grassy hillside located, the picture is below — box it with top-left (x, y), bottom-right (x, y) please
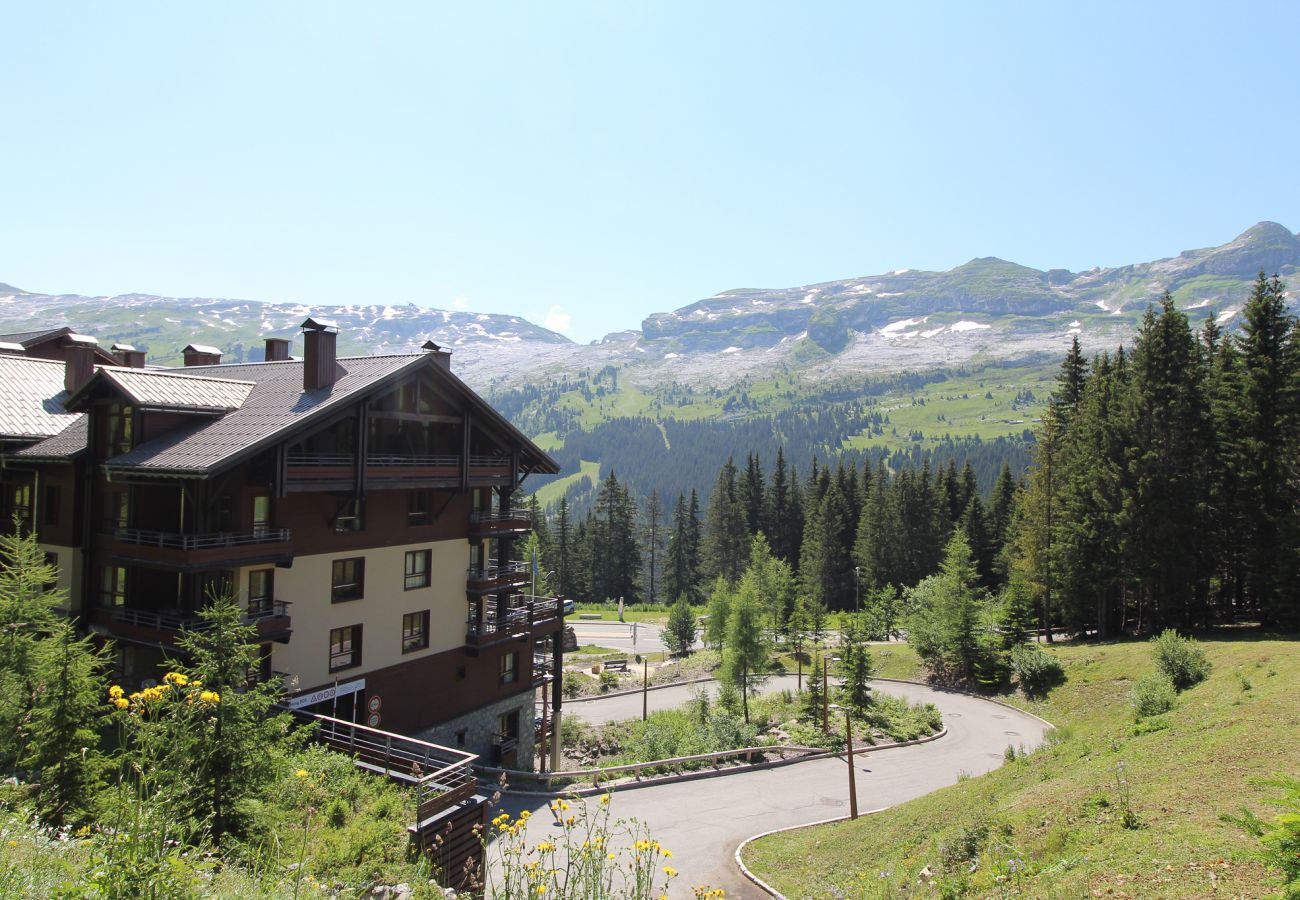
top-left (744, 635), bottom-right (1299, 898)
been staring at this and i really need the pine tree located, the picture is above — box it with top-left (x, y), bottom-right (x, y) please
top-left (642, 490), bottom-right (664, 604)
top-left (702, 457), bottom-right (747, 584)
top-left (720, 576), bottom-right (770, 722)
top-left (798, 479), bottom-right (856, 610)
top-left (741, 452), bottom-right (767, 539)
top-left (663, 493), bottom-right (698, 605)
top-left (742, 532), bottom-right (795, 633)
top-left (1234, 273), bottom-right (1299, 628)
top-left (555, 497), bottom-right (575, 600)
top-left (664, 595), bottom-right (697, 656)
top-left (704, 577), bottom-right (733, 650)
top-left (837, 614), bottom-right (875, 715)
top-left (767, 448), bottom-right (796, 564)
top-left (909, 529), bottom-right (1002, 686)
top-left (23, 620), bottom-right (105, 826)
top-left (593, 471), bottom-right (641, 603)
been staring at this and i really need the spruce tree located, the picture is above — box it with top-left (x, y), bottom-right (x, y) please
top-left (720, 576), bottom-right (769, 722)
top-left (642, 490), bottom-right (664, 604)
top-left (702, 457), bottom-right (747, 584)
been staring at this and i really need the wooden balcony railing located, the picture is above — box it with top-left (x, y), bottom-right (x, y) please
top-left (114, 527), bottom-right (291, 549)
top-left (465, 560), bottom-right (530, 592)
top-left (469, 507), bottom-right (532, 535)
top-left (285, 709), bottom-right (478, 824)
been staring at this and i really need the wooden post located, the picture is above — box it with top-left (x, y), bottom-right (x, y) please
top-left (642, 658), bottom-right (649, 721)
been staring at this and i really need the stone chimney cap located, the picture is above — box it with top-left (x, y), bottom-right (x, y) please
top-left (183, 343), bottom-right (222, 355)
top-left (111, 343), bottom-right (138, 352)
top-left (66, 333), bottom-right (99, 345)
top-left (301, 317), bottom-right (338, 332)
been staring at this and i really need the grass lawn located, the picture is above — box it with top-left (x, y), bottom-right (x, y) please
top-left (566, 601), bottom-right (685, 624)
top-left (743, 633), bottom-right (1299, 898)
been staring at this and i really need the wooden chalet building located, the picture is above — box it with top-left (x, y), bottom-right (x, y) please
top-left (0, 319), bottom-right (564, 772)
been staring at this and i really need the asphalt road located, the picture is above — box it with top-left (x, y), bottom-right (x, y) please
top-left (495, 676), bottom-right (1051, 898)
top-left (568, 619), bottom-right (668, 654)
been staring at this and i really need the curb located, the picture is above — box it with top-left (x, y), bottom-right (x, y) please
top-left (734, 807), bottom-right (890, 899)
top-left (732, 680), bottom-right (1058, 895)
top-left (869, 676), bottom-right (1058, 731)
top-left (482, 726), bottom-right (948, 799)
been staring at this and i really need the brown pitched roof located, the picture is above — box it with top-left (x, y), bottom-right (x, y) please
top-left (101, 354), bottom-right (557, 477)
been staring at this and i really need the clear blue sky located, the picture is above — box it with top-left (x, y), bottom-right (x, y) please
top-left (3, 2), bottom-right (1298, 343)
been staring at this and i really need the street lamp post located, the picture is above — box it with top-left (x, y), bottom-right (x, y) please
top-left (822, 655), bottom-right (841, 732)
top-left (854, 567), bottom-right (861, 614)
top-left (829, 703), bottom-right (859, 819)
top-left (642, 657), bottom-right (649, 721)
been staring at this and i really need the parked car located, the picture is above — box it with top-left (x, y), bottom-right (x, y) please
top-left (561, 597), bottom-right (575, 616)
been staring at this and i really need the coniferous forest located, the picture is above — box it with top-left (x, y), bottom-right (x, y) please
top-left (532, 274), bottom-right (1300, 637)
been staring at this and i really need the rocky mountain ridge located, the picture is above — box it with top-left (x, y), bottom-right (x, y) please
top-left (2, 222), bottom-right (1296, 392)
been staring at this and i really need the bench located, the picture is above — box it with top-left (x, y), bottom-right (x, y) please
top-left (602, 658), bottom-right (629, 673)
top-left (578, 613), bottom-right (603, 620)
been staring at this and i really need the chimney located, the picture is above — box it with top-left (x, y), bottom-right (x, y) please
top-left (182, 344), bottom-right (222, 367)
top-left (64, 335), bottom-right (98, 393)
top-left (301, 318), bottom-right (339, 390)
top-left (264, 337), bottom-right (291, 362)
top-left (422, 339), bottom-right (452, 370)
top-left (112, 343), bottom-right (146, 368)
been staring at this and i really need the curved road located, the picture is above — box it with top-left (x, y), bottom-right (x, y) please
top-left (496, 676), bottom-right (1050, 898)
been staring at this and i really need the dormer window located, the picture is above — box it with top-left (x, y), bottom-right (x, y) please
top-left (107, 403), bottom-right (134, 456)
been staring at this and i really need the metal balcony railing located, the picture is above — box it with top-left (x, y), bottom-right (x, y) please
top-left (465, 594), bottom-right (561, 644)
top-left (468, 508), bottom-right (532, 526)
top-left (102, 600), bottom-right (290, 633)
top-left (465, 560), bottom-right (530, 582)
top-left (114, 527), bottom-right (291, 549)
top-left (285, 709), bottom-right (478, 824)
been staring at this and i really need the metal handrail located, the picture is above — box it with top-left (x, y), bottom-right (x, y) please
top-left (465, 560), bottom-right (530, 580)
top-left (284, 709), bottom-right (478, 823)
top-left (103, 601), bottom-right (290, 632)
top-left (366, 453), bottom-right (460, 467)
top-left (469, 508), bottom-right (532, 525)
top-left (114, 527), bottom-right (291, 549)
top-left (287, 453), bottom-right (354, 466)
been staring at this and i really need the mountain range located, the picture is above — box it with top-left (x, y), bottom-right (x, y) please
top-left (2, 222), bottom-right (1296, 392)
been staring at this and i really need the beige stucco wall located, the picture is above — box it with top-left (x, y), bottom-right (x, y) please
top-left (241, 538), bottom-right (470, 691)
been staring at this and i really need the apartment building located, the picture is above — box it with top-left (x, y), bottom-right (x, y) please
top-left (0, 320), bottom-right (562, 771)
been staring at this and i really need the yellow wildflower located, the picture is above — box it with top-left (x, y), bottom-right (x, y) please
top-left (199, 690), bottom-right (220, 704)
top-left (163, 672), bottom-right (188, 687)
top-left (600, 793), bottom-right (611, 805)
top-left (108, 686), bottom-right (124, 700)
top-left (295, 769), bottom-right (309, 779)
top-left (113, 698), bottom-right (129, 710)
top-left (662, 848), bottom-right (673, 858)
top-left (536, 841), bottom-right (555, 853)
top-left (664, 866), bottom-right (677, 877)
top-left (607, 852), bottom-right (616, 860)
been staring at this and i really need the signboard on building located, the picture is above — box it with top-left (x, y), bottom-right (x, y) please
top-left (286, 678), bottom-right (366, 710)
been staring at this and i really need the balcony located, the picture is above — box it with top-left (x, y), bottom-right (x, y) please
top-left (465, 559), bottom-right (530, 594)
top-left (107, 527), bottom-right (293, 570)
top-left (465, 594), bottom-right (562, 648)
top-left (284, 452), bottom-right (515, 491)
top-left (469, 507), bottom-right (532, 537)
top-left (92, 599), bottom-right (292, 644)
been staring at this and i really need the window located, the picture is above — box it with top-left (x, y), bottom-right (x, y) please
top-left (10, 484), bottom-right (32, 524)
top-left (248, 569), bottom-right (273, 615)
top-left (252, 495), bottom-right (271, 536)
top-left (329, 625), bottom-right (362, 672)
top-left (497, 710), bottom-right (519, 741)
top-left (402, 610), bottom-right (429, 653)
top-left (331, 558), bottom-right (364, 603)
top-left (107, 404), bottom-right (134, 456)
top-left (407, 491), bottom-right (431, 525)
top-left (43, 485), bottom-right (60, 527)
top-left (102, 566), bottom-right (126, 607)
top-left (499, 651), bottom-right (518, 685)
top-left (454, 729), bottom-right (467, 747)
top-left (404, 549), bottom-right (431, 590)
top-left (103, 490), bottom-right (129, 532)
top-left (334, 497), bottom-right (363, 533)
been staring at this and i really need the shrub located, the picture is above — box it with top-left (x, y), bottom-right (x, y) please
top-left (1010, 644), bottom-right (1066, 698)
top-left (1225, 775), bottom-right (1300, 898)
top-left (1151, 629), bottom-right (1212, 691)
top-left (598, 669), bottom-right (620, 693)
top-left (1130, 673), bottom-right (1177, 719)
